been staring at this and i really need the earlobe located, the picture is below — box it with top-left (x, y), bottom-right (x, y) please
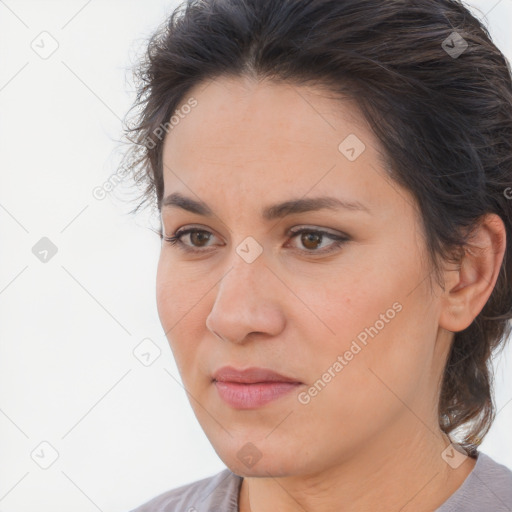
top-left (438, 213), bottom-right (506, 333)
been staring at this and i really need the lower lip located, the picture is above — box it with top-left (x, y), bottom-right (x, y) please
top-left (214, 381), bottom-right (302, 409)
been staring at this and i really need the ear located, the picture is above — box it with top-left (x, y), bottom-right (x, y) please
top-left (439, 213), bottom-right (507, 333)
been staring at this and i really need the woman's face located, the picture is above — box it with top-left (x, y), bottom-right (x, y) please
top-left (157, 75), bottom-right (451, 477)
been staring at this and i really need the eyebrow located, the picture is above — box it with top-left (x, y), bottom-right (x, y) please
top-left (161, 192), bottom-right (371, 220)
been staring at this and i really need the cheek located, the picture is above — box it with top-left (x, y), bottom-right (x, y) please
top-left (297, 249), bottom-right (435, 389)
top-left (319, 283), bottom-right (437, 418)
top-left (155, 256), bottom-right (192, 360)
top-left (293, 301), bottom-right (434, 450)
top-left (155, 255), bottom-right (211, 376)
top-left (155, 254), bottom-right (205, 328)
top-left (155, 256), bottom-right (176, 329)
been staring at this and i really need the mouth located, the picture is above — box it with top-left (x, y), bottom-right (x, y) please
top-left (212, 366), bottom-right (303, 409)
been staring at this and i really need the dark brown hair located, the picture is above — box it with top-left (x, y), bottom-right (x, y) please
top-left (122, 0), bottom-right (512, 456)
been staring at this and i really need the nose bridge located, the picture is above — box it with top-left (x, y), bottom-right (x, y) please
top-left (219, 231), bottom-right (268, 295)
top-left (213, 245), bottom-right (268, 315)
top-left (206, 245), bottom-right (285, 343)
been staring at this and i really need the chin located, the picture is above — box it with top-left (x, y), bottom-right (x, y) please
top-left (212, 441), bottom-right (303, 478)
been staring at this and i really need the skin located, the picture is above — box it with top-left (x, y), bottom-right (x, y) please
top-left (156, 75), bottom-right (506, 512)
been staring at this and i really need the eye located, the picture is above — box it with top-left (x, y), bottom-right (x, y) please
top-left (286, 226), bottom-right (349, 255)
top-left (162, 227), bottom-right (218, 254)
top-left (162, 225), bottom-right (349, 256)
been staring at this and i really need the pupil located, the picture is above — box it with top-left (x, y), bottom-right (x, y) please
top-left (303, 232), bottom-right (320, 249)
top-left (192, 232), bottom-right (209, 246)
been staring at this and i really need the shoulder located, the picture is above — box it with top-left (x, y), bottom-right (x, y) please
top-left (128, 468), bottom-right (242, 512)
top-left (436, 451), bottom-right (512, 512)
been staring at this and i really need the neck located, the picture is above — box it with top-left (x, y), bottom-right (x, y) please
top-left (238, 422), bottom-right (476, 512)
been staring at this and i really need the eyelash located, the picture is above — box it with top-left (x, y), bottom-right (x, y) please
top-left (161, 226), bottom-right (349, 256)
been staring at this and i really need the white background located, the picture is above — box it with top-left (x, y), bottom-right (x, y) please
top-left (0, 1), bottom-right (511, 511)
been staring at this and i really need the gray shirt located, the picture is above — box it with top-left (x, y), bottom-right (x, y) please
top-left (129, 451), bottom-right (512, 511)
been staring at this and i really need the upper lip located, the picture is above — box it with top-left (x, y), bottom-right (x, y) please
top-left (212, 366), bottom-right (302, 384)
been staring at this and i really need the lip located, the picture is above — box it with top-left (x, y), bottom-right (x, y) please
top-left (212, 366), bottom-right (301, 384)
top-left (212, 366), bottom-right (303, 409)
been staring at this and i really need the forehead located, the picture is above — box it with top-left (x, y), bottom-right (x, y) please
top-left (160, 75), bottom-right (399, 217)
top-left (164, 75), bottom-right (370, 157)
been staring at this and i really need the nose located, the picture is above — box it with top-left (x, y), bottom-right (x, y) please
top-left (205, 252), bottom-right (286, 344)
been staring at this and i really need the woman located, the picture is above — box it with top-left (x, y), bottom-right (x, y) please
top-left (125, 0), bottom-right (512, 510)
